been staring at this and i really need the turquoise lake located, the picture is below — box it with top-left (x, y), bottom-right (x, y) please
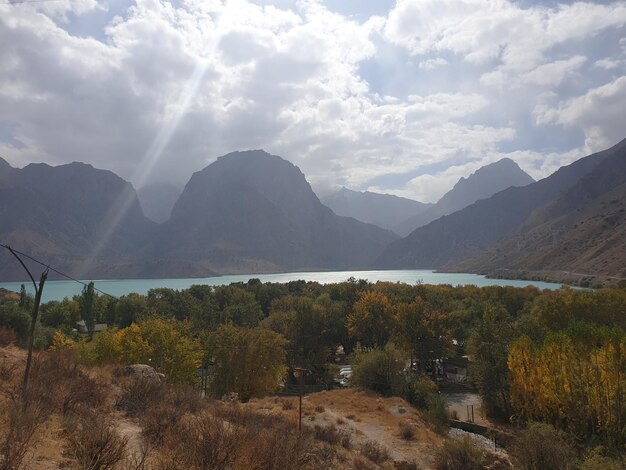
top-left (0, 270), bottom-right (565, 302)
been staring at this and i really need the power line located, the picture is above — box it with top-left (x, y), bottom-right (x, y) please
top-left (0, 243), bottom-right (117, 299)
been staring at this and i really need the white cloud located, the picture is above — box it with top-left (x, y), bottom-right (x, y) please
top-left (0, 0), bottom-right (624, 204)
top-left (523, 56), bottom-right (587, 87)
top-left (536, 76), bottom-right (626, 152)
top-left (593, 58), bottom-right (622, 70)
top-left (418, 58), bottom-right (448, 70)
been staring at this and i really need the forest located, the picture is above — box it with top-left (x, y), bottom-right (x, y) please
top-left (2, 278), bottom-right (626, 467)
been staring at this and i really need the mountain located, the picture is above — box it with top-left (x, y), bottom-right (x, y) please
top-left (153, 150), bottom-right (398, 274)
top-left (394, 159), bottom-right (534, 236)
top-left (0, 161), bottom-right (156, 281)
top-left (137, 182), bottom-right (182, 223)
top-left (0, 157), bottom-right (12, 183)
top-left (376, 139), bottom-right (626, 270)
top-left (450, 141), bottom-right (626, 279)
top-left (321, 187), bottom-right (430, 233)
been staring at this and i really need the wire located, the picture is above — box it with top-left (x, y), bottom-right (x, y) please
top-left (0, 243), bottom-right (117, 299)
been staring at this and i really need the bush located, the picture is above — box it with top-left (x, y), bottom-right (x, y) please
top-left (360, 440), bottom-right (390, 464)
top-left (116, 377), bottom-right (164, 417)
top-left (0, 399), bottom-right (45, 470)
top-left (399, 422), bottom-right (416, 440)
top-left (314, 424), bottom-right (351, 448)
top-left (0, 326), bottom-right (16, 346)
top-left (26, 350), bottom-right (105, 415)
top-left (579, 447), bottom-right (625, 470)
top-left (64, 413), bottom-right (127, 470)
top-left (434, 436), bottom-right (488, 470)
top-left (351, 345), bottom-right (405, 396)
top-left (509, 423), bottom-right (577, 470)
top-left (0, 304), bottom-right (30, 344)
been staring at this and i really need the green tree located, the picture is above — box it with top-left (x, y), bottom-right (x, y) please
top-left (79, 282), bottom-right (97, 339)
top-left (0, 303), bottom-right (30, 343)
top-left (206, 324), bottom-right (287, 401)
top-left (393, 296), bottom-right (452, 373)
top-left (467, 304), bottom-right (515, 419)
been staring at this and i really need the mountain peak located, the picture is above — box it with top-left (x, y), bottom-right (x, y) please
top-left (393, 158), bottom-right (534, 236)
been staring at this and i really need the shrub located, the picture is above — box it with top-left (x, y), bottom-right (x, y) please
top-left (26, 350), bottom-right (105, 415)
top-left (64, 413), bottom-right (127, 470)
top-left (399, 422), bottom-right (416, 440)
top-left (0, 399), bottom-right (45, 470)
top-left (0, 326), bottom-right (16, 347)
top-left (314, 424), bottom-right (351, 448)
top-left (508, 423), bottom-right (577, 470)
top-left (351, 345), bottom-right (405, 396)
top-left (116, 377), bottom-right (164, 416)
top-left (579, 447), bottom-right (625, 470)
top-left (360, 440), bottom-right (390, 464)
top-left (0, 304), bottom-right (30, 344)
top-left (434, 436), bottom-right (487, 470)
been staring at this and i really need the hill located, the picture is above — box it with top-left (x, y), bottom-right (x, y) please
top-left (376, 140), bottom-right (626, 270)
top-left (152, 150), bottom-right (398, 274)
top-left (321, 187), bottom-right (430, 233)
top-left (394, 159), bottom-right (534, 236)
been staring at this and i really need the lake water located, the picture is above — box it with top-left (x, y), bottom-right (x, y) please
top-left (0, 270), bottom-right (565, 302)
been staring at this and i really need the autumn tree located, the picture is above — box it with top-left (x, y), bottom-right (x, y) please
top-left (347, 291), bottom-right (394, 349)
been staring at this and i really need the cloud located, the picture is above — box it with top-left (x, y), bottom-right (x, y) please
top-left (523, 56), bottom-right (587, 87)
top-left (593, 58), bottom-right (623, 70)
top-left (0, 0), bottom-right (624, 205)
top-left (535, 76), bottom-right (626, 152)
top-left (418, 58), bottom-right (448, 70)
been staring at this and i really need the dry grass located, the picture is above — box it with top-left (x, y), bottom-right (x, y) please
top-left (64, 412), bottom-right (127, 470)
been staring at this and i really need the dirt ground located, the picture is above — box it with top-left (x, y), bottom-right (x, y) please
top-left (247, 388), bottom-right (445, 469)
top-left (442, 392), bottom-right (488, 425)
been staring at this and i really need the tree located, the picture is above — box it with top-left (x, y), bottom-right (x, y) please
top-left (347, 291), bottom-right (395, 349)
top-left (79, 282), bottom-right (97, 339)
top-left (206, 324), bottom-right (287, 401)
top-left (393, 296), bottom-right (452, 373)
top-left (467, 304), bottom-right (515, 419)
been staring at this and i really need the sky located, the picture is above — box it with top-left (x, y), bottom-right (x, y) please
top-left (0, 0), bottom-right (625, 203)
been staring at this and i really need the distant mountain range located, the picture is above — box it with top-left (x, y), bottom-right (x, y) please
top-left (150, 150), bottom-right (397, 274)
top-left (0, 151), bottom-right (396, 281)
top-left (377, 139), bottom-right (626, 283)
top-left (393, 159), bottom-right (534, 236)
top-left (1, 141), bottom-right (624, 284)
top-left (321, 188), bottom-right (431, 233)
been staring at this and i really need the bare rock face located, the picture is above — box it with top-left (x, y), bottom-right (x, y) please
top-left (116, 364), bottom-right (164, 382)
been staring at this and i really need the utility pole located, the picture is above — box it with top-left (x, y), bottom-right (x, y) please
top-left (294, 367), bottom-right (306, 432)
top-left (4, 245), bottom-right (48, 398)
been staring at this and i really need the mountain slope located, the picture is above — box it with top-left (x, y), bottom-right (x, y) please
top-left (394, 158), bottom-right (534, 236)
top-left (154, 150), bottom-right (398, 273)
top-left (376, 139), bottom-right (626, 269)
top-left (0, 161), bottom-right (155, 281)
top-left (450, 143), bottom-right (626, 278)
top-left (321, 188), bottom-right (430, 233)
